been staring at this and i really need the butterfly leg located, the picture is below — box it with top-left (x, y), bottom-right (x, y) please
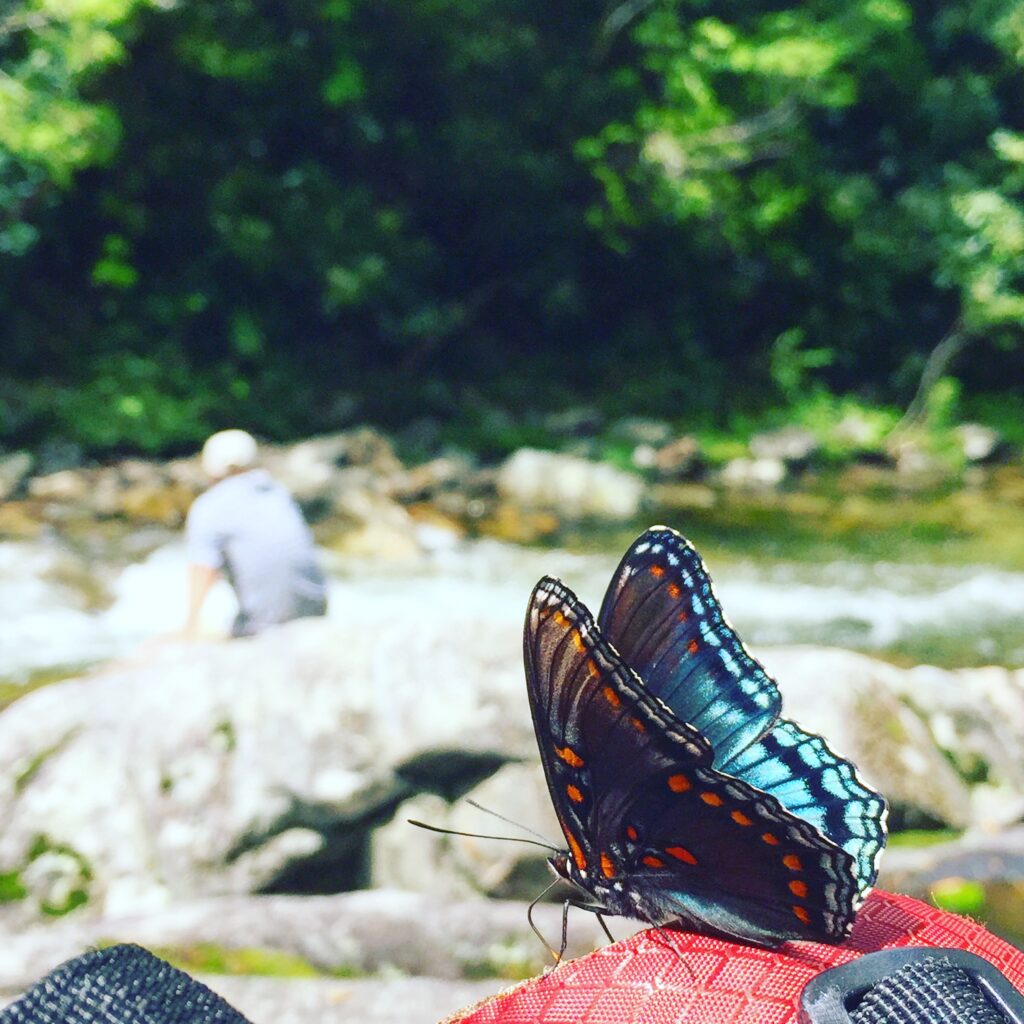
top-left (596, 912), bottom-right (616, 945)
top-left (527, 878), bottom-right (564, 963)
top-left (557, 897), bottom-right (570, 964)
top-left (555, 898), bottom-right (612, 963)
top-left (639, 919), bottom-right (697, 984)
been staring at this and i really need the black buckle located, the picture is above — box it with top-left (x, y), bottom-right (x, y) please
top-left (800, 948), bottom-right (1024, 1024)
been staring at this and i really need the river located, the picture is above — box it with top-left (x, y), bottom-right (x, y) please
top-left (3, 527), bottom-right (1023, 686)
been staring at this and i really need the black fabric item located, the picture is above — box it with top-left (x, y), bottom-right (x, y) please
top-left (850, 956), bottom-right (1006, 1024)
top-left (0, 944), bottom-right (253, 1024)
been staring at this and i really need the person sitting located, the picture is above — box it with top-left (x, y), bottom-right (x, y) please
top-left (182, 429), bottom-right (327, 638)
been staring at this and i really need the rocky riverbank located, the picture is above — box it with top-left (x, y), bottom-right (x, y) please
top-left (1, 422), bottom-right (1021, 558)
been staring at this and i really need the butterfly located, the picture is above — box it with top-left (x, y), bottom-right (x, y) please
top-left (524, 525), bottom-right (887, 946)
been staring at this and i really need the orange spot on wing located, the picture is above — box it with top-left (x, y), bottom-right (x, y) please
top-left (553, 611), bottom-right (569, 628)
top-left (665, 845), bottom-right (698, 865)
top-left (602, 686), bottom-right (622, 708)
top-left (571, 630), bottom-right (586, 652)
top-left (789, 880), bottom-right (808, 898)
top-left (700, 792), bottom-right (724, 807)
top-left (626, 826), bottom-right (638, 841)
top-left (564, 828), bottom-right (587, 871)
top-left (650, 565), bottom-right (666, 578)
top-left (642, 855), bottom-right (665, 869)
top-left (761, 833), bottom-right (780, 846)
top-left (688, 639), bottom-right (699, 654)
top-left (600, 852), bottom-right (616, 879)
top-left (731, 811), bottom-right (753, 826)
top-left (667, 774), bottom-right (691, 792)
top-left (792, 905), bottom-right (811, 925)
top-left (677, 611), bottom-right (689, 623)
top-left (586, 659), bottom-right (600, 678)
top-left (555, 746), bottom-right (584, 768)
top-left (566, 784), bottom-right (583, 804)
top-left (629, 716), bottom-right (646, 732)
top-left (783, 854), bottom-right (803, 872)
top-left (667, 583), bottom-right (681, 599)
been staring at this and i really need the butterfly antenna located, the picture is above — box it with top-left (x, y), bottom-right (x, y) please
top-left (466, 799), bottom-right (557, 848)
top-left (407, 819), bottom-right (559, 853)
top-left (527, 878), bottom-right (565, 964)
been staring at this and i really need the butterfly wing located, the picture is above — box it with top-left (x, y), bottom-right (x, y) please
top-left (598, 525), bottom-right (780, 765)
top-left (619, 759), bottom-right (865, 944)
top-left (524, 576), bottom-right (712, 881)
top-left (599, 525), bottom-right (887, 889)
top-left (721, 718), bottom-right (887, 891)
top-left (526, 578), bottom-right (864, 944)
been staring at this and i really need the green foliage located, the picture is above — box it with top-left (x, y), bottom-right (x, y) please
top-left (769, 330), bottom-right (833, 403)
top-left (887, 829), bottom-right (962, 848)
top-left (0, 0), bottom-right (1022, 454)
top-left (14, 730), bottom-right (77, 794)
top-left (931, 878), bottom-right (987, 916)
top-left (151, 943), bottom-right (325, 978)
top-left (583, 0), bottom-right (1024, 397)
top-left (53, 353), bottom-right (218, 452)
top-left (22, 834), bottom-right (93, 916)
top-left (789, 392), bottom-right (900, 459)
top-left (0, 0), bottom-right (144, 255)
top-left (0, 870), bottom-right (28, 903)
top-left (461, 936), bottom-right (542, 980)
top-left (691, 392), bottom-right (899, 465)
top-left (963, 392), bottom-right (1024, 448)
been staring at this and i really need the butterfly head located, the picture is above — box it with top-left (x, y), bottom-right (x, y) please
top-left (547, 852), bottom-right (572, 883)
top-left (547, 851), bottom-right (596, 898)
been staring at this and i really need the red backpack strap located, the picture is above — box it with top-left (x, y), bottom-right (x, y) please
top-left (447, 891), bottom-right (1024, 1024)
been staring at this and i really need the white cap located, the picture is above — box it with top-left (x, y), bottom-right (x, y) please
top-left (201, 429), bottom-right (258, 478)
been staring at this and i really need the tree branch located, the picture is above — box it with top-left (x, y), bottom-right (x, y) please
top-left (891, 318), bottom-right (971, 433)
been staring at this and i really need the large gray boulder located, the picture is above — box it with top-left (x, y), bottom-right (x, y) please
top-left (0, 453), bottom-right (33, 502)
top-left (756, 647), bottom-right (973, 830)
top-left (0, 610), bottom-right (1015, 923)
top-left (0, 890), bottom-right (615, 991)
top-left (0, 615), bottom-right (527, 923)
top-left (496, 449), bottom-right (643, 520)
top-left (378, 647), bottom-right (1007, 897)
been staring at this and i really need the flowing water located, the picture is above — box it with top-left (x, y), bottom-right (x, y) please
top-left (3, 524), bottom-right (1023, 686)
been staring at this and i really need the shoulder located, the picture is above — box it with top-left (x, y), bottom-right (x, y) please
top-left (186, 477), bottom-right (238, 531)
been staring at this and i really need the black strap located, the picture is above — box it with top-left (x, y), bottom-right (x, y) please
top-left (0, 944), bottom-right (253, 1024)
top-left (850, 957), bottom-right (1005, 1024)
top-left (802, 948), bottom-right (1024, 1024)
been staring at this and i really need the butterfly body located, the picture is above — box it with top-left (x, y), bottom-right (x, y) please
top-left (524, 527), bottom-right (887, 946)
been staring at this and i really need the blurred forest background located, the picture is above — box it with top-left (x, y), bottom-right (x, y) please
top-left (1, 0), bottom-right (1023, 457)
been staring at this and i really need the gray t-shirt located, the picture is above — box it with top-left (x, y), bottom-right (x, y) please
top-left (186, 468), bottom-right (327, 635)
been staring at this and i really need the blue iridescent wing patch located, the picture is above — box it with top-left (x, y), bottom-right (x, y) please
top-left (598, 526), bottom-right (781, 765)
top-left (525, 526), bottom-right (888, 946)
top-left (720, 719), bottom-right (886, 892)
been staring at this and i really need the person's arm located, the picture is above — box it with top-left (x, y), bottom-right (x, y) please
top-left (183, 562), bottom-right (219, 639)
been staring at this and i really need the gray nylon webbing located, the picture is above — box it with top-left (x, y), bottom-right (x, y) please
top-left (0, 944), bottom-right (252, 1024)
top-left (851, 956), bottom-right (1006, 1024)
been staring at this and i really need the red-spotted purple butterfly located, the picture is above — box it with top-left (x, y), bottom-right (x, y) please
top-left (525, 525), bottom-right (887, 945)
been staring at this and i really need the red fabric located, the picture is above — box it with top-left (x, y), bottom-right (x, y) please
top-left (448, 890), bottom-right (1024, 1024)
